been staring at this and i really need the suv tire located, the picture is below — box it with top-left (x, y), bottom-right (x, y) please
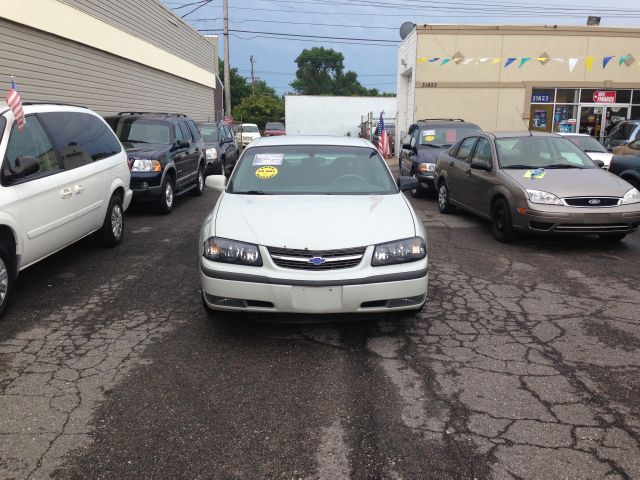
top-left (97, 193), bottom-right (124, 246)
top-left (437, 181), bottom-right (456, 213)
top-left (411, 175), bottom-right (426, 198)
top-left (0, 243), bottom-right (15, 319)
top-left (491, 198), bottom-right (517, 242)
top-left (211, 159), bottom-right (223, 176)
top-left (159, 176), bottom-right (175, 214)
top-left (191, 164), bottom-right (205, 196)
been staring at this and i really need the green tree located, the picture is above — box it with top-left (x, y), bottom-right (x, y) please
top-left (234, 95), bottom-right (285, 130)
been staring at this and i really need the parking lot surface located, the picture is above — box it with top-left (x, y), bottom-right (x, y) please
top-left (0, 176), bottom-right (639, 479)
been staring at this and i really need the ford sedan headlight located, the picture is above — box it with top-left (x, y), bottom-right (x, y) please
top-left (372, 237), bottom-right (426, 266)
top-left (526, 189), bottom-right (563, 205)
top-left (205, 148), bottom-right (218, 160)
top-left (131, 159), bottom-right (161, 172)
top-left (622, 188), bottom-right (640, 205)
top-left (203, 237), bottom-right (262, 266)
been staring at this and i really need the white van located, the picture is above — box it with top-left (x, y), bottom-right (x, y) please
top-left (0, 103), bottom-right (132, 317)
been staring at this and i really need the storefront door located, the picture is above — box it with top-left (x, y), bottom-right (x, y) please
top-left (578, 104), bottom-right (629, 142)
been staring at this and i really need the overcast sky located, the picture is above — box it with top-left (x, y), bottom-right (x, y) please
top-left (162, 0), bottom-right (640, 96)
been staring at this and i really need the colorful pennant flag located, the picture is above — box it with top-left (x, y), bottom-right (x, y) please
top-left (568, 58), bottom-right (579, 72)
top-left (518, 57), bottom-right (531, 68)
top-left (618, 55), bottom-right (629, 66)
top-left (603, 56), bottom-right (614, 68)
top-left (504, 58), bottom-right (516, 68)
top-left (491, 58), bottom-right (501, 65)
top-left (440, 58), bottom-right (450, 65)
top-left (428, 57), bottom-right (440, 62)
top-left (585, 56), bottom-right (595, 72)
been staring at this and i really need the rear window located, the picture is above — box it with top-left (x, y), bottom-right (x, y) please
top-left (39, 112), bottom-right (122, 162)
top-left (565, 135), bottom-right (607, 153)
top-left (242, 125), bottom-right (259, 133)
top-left (265, 123), bottom-right (285, 131)
top-left (112, 118), bottom-right (171, 145)
top-left (419, 125), bottom-right (481, 147)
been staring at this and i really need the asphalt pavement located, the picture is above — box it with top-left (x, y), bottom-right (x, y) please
top-left (1, 169), bottom-right (639, 479)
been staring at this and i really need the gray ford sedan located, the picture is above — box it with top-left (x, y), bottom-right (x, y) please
top-left (434, 132), bottom-right (640, 242)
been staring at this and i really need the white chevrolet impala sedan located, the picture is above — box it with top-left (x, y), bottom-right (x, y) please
top-left (199, 136), bottom-right (428, 315)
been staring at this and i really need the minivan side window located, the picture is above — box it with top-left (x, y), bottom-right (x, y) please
top-left (39, 112), bottom-right (122, 169)
top-left (2, 116), bottom-right (61, 183)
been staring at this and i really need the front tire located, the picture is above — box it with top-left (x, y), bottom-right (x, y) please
top-left (437, 182), bottom-right (456, 214)
top-left (191, 165), bottom-right (205, 196)
top-left (491, 198), bottom-right (517, 242)
top-left (97, 194), bottom-right (124, 247)
top-left (158, 176), bottom-right (175, 214)
top-left (0, 243), bottom-right (15, 319)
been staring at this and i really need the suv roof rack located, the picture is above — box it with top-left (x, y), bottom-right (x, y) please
top-left (416, 118), bottom-right (465, 122)
top-left (22, 101), bottom-right (88, 109)
top-left (116, 111), bottom-right (187, 117)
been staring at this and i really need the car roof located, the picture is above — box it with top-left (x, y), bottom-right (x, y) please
top-left (557, 133), bottom-right (589, 137)
top-left (248, 135), bottom-right (374, 148)
top-left (416, 119), bottom-right (478, 127)
top-left (486, 131), bottom-right (561, 139)
top-left (241, 123), bottom-right (259, 126)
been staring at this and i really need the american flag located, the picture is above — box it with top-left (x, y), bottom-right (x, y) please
top-left (222, 115), bottom-right (232, 125)
top-left (6, 78), bottom-right (25, 131)
top-left (376, 111), bottom-right (390, 159)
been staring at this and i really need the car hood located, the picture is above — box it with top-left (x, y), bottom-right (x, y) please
top-left (416, 146), bottom-right (446, 163)
top-left (502, 168), bottom-right (633, 197)
top-left (213, 193), bottom-right (416, 249)
top-left (585, 151), bottom-right (613, 166)
top-left (121, 142), bottom-right (169, 159)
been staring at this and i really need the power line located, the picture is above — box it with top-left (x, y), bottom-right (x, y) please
top-left (229, 28), bottom-right (398, 43)
top-left (181, 0), bottom-right (213, 18)
top-left (226, 33), bottom-right (399, 47)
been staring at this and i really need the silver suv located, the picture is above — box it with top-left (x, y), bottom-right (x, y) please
top-left (603, 119), bottom-right (640, 151)
top-left (0, 103), bottom-right (132, 317)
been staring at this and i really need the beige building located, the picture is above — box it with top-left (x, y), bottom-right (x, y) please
top-left (397, 24), bottom-right (640, 143)
top-left (1, 0), bottom-right (218, 121)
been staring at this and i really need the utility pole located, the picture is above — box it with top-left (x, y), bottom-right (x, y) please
top-left (250, 55), bottom-right (256, 96)
top-left (223, 0), bottom-right (231, 117)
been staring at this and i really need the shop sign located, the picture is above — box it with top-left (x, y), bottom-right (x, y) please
top-left (593, 91), bottom-right (617, 103)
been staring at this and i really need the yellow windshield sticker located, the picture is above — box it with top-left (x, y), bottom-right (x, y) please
top-left (423, 130), bottom-right (436, 142)
top-left (256, 166), bottom-right (278, 179)
top-left (524, 168), bottom-right (546, 179)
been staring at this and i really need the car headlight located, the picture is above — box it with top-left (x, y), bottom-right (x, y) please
top-left (131, 159), bottom-right (161, 172)
top-left (526, 189), bottom-right (563, 205)
top-left (203, 237), bottom-right (262, 266)
top-left (622, 188), bottom-right (640, 205)
top-left (371, 237), bottom-right (426, 266)
top-left (417, 163), bottom-right (436, 174)
top-left (205, 148), bottom-right (218, 161)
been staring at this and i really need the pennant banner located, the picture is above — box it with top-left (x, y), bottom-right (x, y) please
top-left (504, 57), bottom-right (516, 68)
top-left (416, 54), bottom-right (636, 71)
top-left (568, 58), bottom-right (579, 72)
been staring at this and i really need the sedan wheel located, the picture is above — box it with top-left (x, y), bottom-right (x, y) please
top-left (491, 198), bottom-right (517, 242)
top-left (437, 182), bottom-right (455, 214)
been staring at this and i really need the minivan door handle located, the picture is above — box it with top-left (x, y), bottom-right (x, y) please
top-left (61, 188), bottom-right (73, 199)
top-left (74, 184), bottom-right (85, 194)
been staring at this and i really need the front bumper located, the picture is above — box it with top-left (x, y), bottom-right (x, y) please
top-left (200, 262), bottom-right (429, 313)
top-left (416, 172), bottom-right (436, 190)
top-left (515, 205), bottom-right (640, 234)
top-left (130, 172), bottom-right (163, 199)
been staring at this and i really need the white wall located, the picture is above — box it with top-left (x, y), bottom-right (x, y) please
top-left (285, 96), bottom-right (397, 137)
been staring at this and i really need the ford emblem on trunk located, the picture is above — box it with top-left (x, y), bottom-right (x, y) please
top-left (588, 199), bottom-right (601, 205)
top-left (308, 257), bottom-right (326, 265)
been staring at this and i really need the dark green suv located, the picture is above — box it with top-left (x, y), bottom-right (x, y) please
top-left (105, 112), bottom-right (206, 213)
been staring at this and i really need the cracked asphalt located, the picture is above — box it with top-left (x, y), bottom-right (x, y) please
top-left (1, 166), bottom-right (639, 479)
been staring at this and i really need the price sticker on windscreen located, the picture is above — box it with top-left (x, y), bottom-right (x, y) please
top-left (423, 130), bottom-right (436, 142)
top-left (253, 153), bottom-right (284, 166)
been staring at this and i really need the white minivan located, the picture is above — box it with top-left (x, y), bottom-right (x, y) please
top-left (0, 103), bottom-right (133, 317)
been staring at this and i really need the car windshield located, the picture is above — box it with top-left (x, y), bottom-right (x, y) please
top-left (496, 136), bottom-right (599, 169)
top-left (566, 135), bottom-right (607, 153)
top-left (114, 119), bottom-right (171, 145)
top-left (265, 123), bottom-right (284, 131)
top-left (199, 125), bottom-right (219, 142)
top-left (242, 125), bottom-right (259, 133)
top-left (607, 122), bottom-right (636, 141)
top-left (419, 125), bottom-right (481, 147)
top-left (228, 145), bottom-right (397, 195)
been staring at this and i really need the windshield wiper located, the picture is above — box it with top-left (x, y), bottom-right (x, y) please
top-left (420, 143), bottom-right (442, 148)
top-left (541, 164), bottom-right (583, 169)
top-left (125, 139), bottom-right (150, 143)
top-left (502, 164), bottom-right (537, 169)
top-left (235, 190), bottom-right (271, 195)
top-left (583, 149), bottom-right (605, 153)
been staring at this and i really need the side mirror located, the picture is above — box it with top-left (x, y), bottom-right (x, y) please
top-left (401, 134), bottom-right (412, 149)
top-left (594, 159), bottom-right (605, 168)
top-left (205, 174), bottom-right (226, 192)
top-left (6, 156), bottom-right (40, 181)
top-left (172, 139), bottom-right (190, 150)
top-left (470, 160), bottom-right (491, 171)
top-left (397, 176), bottom-right (419, 191)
